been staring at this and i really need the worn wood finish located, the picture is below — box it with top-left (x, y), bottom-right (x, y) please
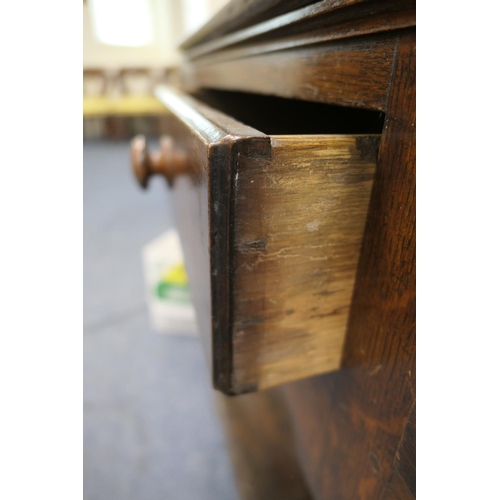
top-left (185, 0), bottom-right (415, 61)
top-left (382, 470), bottom-right (415, 500)
top-left (182, 32), bottom-right (397, 111)
top-left (154, 86), bottom-right (379, 395)
top-left (231, 135), bottom-right (378, 392)
top-left (215, 388), bottom-right (312, 499)
top-left (150, 2), bottom-right (416, 495)
top-left (153, 86), bottom-right (265, 380)
top-left (283, 28), bottom-right (415, 499)
top-left (180, 0), bottom-right (323, 49)
top-left (392, 403), bottom-right (416, 498)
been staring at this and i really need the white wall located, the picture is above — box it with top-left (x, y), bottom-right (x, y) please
top-left (83, 0), bottom-right (180, 69)
top-left (181, 0), bottom-right (230, 38)
top-left (83, 0), bottom-right (230, 69)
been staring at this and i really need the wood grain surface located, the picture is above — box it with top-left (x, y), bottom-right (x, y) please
top-left (154, 86), bottom-right (265, 377)
top-left (180, 0), bottom-right (325, 49)
top-left (283, 28), bottom-right (416, 500)
top-left (182, 32), bottom-right (397, 111)
top-left (155, 86), bottom-right (380, 395)
top-left (180, 0), bottom-right (413, 51)
top-left (392, 403), bottom-right (416, 498)
top-left (231, 135), bottom-right (379, 392)
top-left (215, 387), bottom-right (312, 499)
top-left (160, 4), bottom-right (416, 493)
top-left (185, 0), bottom-right (415, 61)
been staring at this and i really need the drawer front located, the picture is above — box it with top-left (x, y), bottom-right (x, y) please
top-left (154, 86), bottom-right (379, 395)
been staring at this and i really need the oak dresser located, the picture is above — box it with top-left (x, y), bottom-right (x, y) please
top-left (131, 1), bottom-right (416, 498)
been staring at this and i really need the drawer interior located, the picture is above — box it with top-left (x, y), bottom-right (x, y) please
top-left (191, 88), bottom-right (385, 135)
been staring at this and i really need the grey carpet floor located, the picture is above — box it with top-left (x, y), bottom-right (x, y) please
top-left (84, 140), bottom-right (237, 500)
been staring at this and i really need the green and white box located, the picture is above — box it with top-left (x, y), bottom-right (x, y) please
top-left (142, 230), bottom-right (197, 335)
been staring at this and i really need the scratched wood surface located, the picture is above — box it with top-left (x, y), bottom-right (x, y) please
top-left (184, 0), bottom-right (415, 61)
top-left (182, 33), bottom-right (396, 112)
top-left (155, 86), bottom-right (379, 395)
top-left (157, 2), bottom-right (416, 494)
top-left (177, 0), bottom-right (415, 112)
top-left (392, 403), bottom-right (416, 498)
top-left (231, 135), bottom-right (379, 392)
top-left (283, 29), bottom-right (416, 499)
top-left (154, 87), bottom-right (264, 380)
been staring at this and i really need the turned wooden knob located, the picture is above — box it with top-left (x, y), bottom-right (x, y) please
top-left (131, 135), bottom-right (189, 189)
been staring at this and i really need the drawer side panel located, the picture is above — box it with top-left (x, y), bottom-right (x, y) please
top-left (231, 135), bottom-right (379, 391)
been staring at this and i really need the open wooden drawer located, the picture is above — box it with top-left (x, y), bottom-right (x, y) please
top-left (132, 86), bottom-right (382, 395)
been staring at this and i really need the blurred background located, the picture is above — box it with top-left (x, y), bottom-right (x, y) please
top-left (83, 1), bottom-right (240, 499)
top-left (83, 0), bottom-right (228, 141)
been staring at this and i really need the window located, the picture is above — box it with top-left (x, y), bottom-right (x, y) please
top-left (88, 0), bottom-right (154, 47)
